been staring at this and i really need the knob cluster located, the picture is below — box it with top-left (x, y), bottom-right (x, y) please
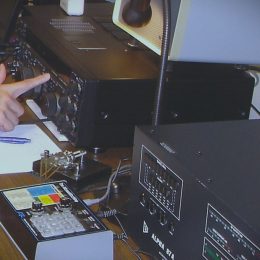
top-left (9, 42), bottom-right (83, 144)
top-left (60, 196), bottom-right (72, 209)
top-left (31, 201), bottom-right (43, 213)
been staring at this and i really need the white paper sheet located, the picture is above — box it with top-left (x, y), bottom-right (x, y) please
top-left (0, 124), bottom-right (61, 174)
top-left (26, 99), bottom-right (68, 142)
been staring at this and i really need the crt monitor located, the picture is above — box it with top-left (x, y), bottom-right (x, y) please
top-left (113, 0), bottom-right (260, 65)
top-left (0, 0), bottom-right (23, 47)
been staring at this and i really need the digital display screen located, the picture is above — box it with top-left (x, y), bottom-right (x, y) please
top-left (3, 184), bottom-right (64, 210)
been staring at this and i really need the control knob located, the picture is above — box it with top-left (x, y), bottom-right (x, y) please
top-left (39, 92), bottom-right (59, 117)
top-left (60, 196), bottom-right (72, 209)
top-left (69, 82), bottom-right (82, 98)
top-left (31, 201), bottom-right (43, 213)
top-left (58, 96), bottom-right (77, 115)
top-left (57, 114), bottom-right (75, 131)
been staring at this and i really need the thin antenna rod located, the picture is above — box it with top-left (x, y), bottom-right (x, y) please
top-left (152, 0), bottom-right (171, 128)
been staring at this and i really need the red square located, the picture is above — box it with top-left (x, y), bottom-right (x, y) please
top-left (49, 193), bottom-right (61, 203)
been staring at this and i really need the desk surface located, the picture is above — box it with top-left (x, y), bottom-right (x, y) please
top-left (0, 105), bottom-right (148, 259)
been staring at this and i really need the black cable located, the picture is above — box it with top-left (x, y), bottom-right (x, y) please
top-left (96, 205), bottom-right (152, 260)
top-left (82, 164), bottom-right (131, 194)
top-left (84, 158), bottom-right (132, 206)
top-left (152, 0), bottom-right (171, 128)
top-left (94, 164), bottom-right (153, 259)
top-left (251, 104), bottom-right (260, 116)
top-left (96, 204), bottom-right (128, 240)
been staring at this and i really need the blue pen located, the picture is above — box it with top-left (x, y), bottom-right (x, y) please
top-left (0, 137), bottom-right (31, 144)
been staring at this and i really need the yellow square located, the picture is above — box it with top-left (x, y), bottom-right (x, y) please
top-left (38, 195), bottom-right (54, 205)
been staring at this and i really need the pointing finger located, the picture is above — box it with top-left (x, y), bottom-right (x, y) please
top-left (1, 73), bottom-right (50, 98)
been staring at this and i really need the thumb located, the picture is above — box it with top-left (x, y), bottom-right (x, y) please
top-left (0, 64), bottom-right (7, 83)
top-left (1, 73), bottom-right (50, 98)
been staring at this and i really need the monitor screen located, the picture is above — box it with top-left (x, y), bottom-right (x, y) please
top-left (0, 0), bottom-right (23, 46)
top-left (113, 0), bottom-right (260, 65)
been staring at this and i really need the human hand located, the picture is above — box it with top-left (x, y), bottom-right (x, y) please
top-left (0, 63), bottom-right (50, 131)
